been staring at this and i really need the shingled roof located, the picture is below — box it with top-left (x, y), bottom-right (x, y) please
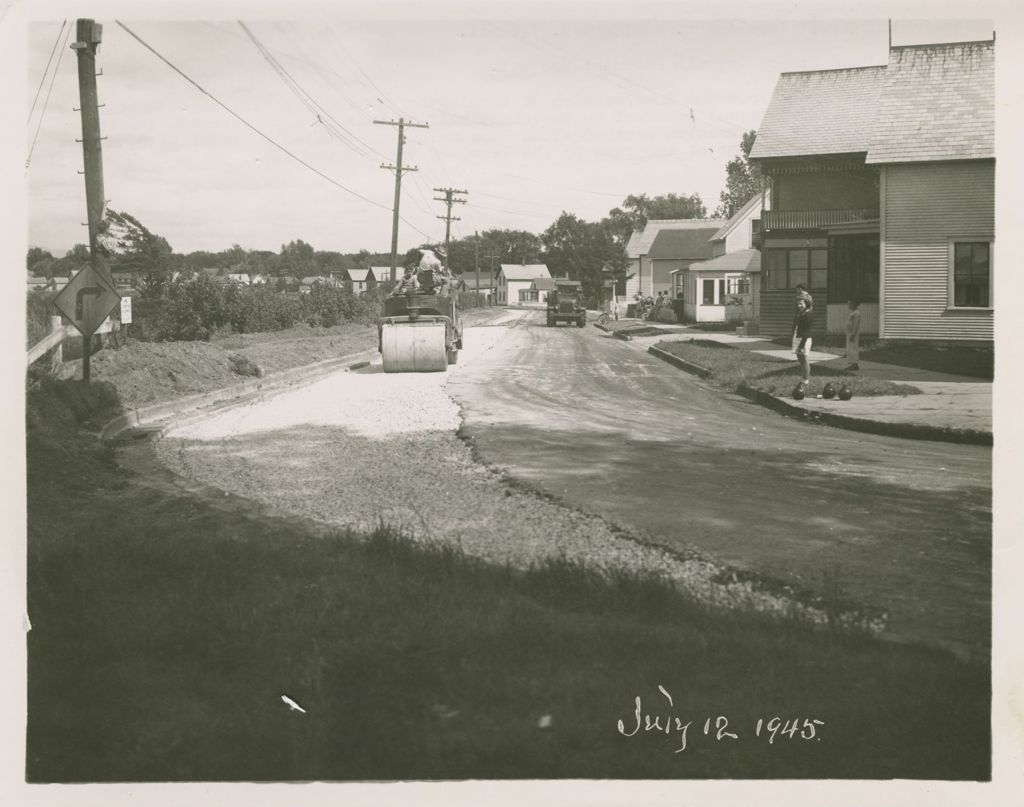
top-left (626, 219), bottom-right (725, 258)
top-left (500, 264), bottom-right (551, 281)
top-left (681, 248), bottom-right (762, 274)
top-left (750, 40), bottom-right (994, 164)
top-left (865, 40), bottom-right (994, 164)
top-left (647, 227), bottom-right (720, 260)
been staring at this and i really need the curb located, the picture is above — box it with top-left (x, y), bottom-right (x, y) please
top-left (646, 345), bottom-right (992, 446)
top-left (735, 385), bottom-right (992, 446)
top-left (647, 345), bottom-right (711, 378)
top-left (99, 348), bottom-right (378, 442)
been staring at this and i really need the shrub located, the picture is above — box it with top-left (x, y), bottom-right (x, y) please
top-left (26, 289), bottom-right (57, 348)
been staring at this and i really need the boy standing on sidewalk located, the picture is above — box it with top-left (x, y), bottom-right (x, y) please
top-left (846, 299), bottom-right (862, 370)
top-left (792, 284), bottom-right (814, 390)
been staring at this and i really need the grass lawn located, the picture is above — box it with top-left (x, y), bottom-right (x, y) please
top-left (24, 383), bottom-right (988, 782)
top-left (656, 339), bottom-right (923, 398)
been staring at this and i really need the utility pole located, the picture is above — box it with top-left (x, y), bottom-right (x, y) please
top-left (474, 231), bottom-right (480, 301)
top-left (432, 187), bottom-right (467, 271)
top-left (374, 117), bottom-right (428, 283)
top-left (71, 18), bottom-right (108, 381)
top-left (484, 253), bottom-right (499, 303)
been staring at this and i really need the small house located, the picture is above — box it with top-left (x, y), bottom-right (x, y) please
top-left (496, 264), bottom-right (551, 306)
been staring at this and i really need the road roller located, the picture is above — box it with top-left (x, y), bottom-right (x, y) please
top-left (379, 286), bottom-right (463, 373)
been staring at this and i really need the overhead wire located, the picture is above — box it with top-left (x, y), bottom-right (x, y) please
top-left (27, 20), bottom-right (67, 125)
top-left (115, 20), bottom-right (395, 212)
top-left (239, 21), bottom-right (386, 161)
top-left (26, 22), bottom-right (72, 170)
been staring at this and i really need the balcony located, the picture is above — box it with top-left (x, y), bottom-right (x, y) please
top-left (762, 208), bottom-right (880, 231)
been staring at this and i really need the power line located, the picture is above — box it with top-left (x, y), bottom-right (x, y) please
top-left (27, 20), bottom-right (67, 125)
top-left (115, 21), bottom-right (393, 212)
top-left (26, 23), bottom-right (72, 170)
top-left (238, 21), bottom-right (386, 161)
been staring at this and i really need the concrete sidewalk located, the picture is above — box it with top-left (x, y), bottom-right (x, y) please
top-left (601, 319), bottom-right (992, 444)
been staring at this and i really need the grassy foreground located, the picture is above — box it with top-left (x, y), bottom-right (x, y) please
top-left (24, 381), bottom-right (989, 782)
top-left (655, 339), bottom-right (922, 398)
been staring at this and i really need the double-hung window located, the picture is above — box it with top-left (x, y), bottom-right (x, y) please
top-left (950, 241), bottom-right (992, 308)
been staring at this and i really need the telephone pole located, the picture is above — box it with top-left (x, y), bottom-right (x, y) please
top-left (474, 231), bottom-right (480, 300)
top-left (484, 252), bottom-right (500, 304)
top-left (374, 117), bottom-right (428, 282)
top-left (71, 18), bottom-right (108, 381)
top-left (432, 187), bottom-right (467, 272)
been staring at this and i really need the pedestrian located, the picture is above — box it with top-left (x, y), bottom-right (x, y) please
top-left (846, 299), bottom-right (861, 370)
top-left (792, 283), bottom-right (814, 390)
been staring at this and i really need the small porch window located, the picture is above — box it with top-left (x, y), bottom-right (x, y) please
top-left (950, 241), bottom-right (992, 309)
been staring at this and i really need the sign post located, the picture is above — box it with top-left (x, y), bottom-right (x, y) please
top-left (53, 263), bottom-right (121, 381)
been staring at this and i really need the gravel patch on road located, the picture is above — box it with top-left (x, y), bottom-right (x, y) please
top-left (157, 319), bottom-right (881, 630)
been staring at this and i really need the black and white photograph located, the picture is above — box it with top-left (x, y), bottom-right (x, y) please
top-left (4, 0), bottom-right (1022, 804)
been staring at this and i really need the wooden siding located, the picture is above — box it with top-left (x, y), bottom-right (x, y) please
top-left (882, 162), bottom-right (994, 341)
top-left (826, 302), bottom-right (879, 335)
top-left (759, 287), bottom-right (829, 338)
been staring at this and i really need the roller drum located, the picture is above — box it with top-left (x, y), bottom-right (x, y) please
top-left (380, 321), bottom-right (449, 373)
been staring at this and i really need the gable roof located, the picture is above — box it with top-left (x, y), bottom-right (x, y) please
top-left (866, 40), bottom-right (994, 164)
top-left (750, 40), bottom-right (994, 164)
top-left (456, 273), bottom-right (495, 290)
top-left (369, 266), bottom-right (394, 281)
top-left (680, 248), bottom-right (762, 274)
top-left (648, 227), bottom-right (720, 260)
top-left (532, 277), bottom-right (557, 291)
top-left (625, 219), bottom-right (726, 258)
top-left (347, 268), bottom-right (370, 282)
top-left (500, 263), bottom-right (551, 281)
top-left (710, 189), bottom-right (769, 242)
top-left (749, 65), bottom-right (887, 160)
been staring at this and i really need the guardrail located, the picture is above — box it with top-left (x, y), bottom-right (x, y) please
top-left (26, 315), bottom-right (117, 367)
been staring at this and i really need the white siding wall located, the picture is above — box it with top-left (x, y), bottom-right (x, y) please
top-left (882, 161), bottom-right (994, 341)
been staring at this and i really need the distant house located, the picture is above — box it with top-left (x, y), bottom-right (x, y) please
top-left (27, 274), bottom-right (53, 291)
top-left (749, 38), bottom-right (994, 344)
top-left (625, 220), bottom-right (723, 299)
top-left (346, 268), bottom-right (371, 295)
top-left (455, 272), bottom-right (496, 301)
top-left (278, 275), bottom-right (300, 291)
top-left (226, 272), bottom-right (251, 285)
top-left (673, 192), bottom-right (766, 323)
top-left (368, 266), bottom-right (394, 290)
top-left (497, 264), bottom-right (551, 305)
top-left (250, 273), bottom-right (270, 285)
top-left (523, 276), bottom-right (557, 307)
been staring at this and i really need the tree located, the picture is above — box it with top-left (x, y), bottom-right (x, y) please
top-left (279, 239), bottom-right (318, 279)
top-left (605, 192), bottom-right (707, 244)
top-left (714, 130), bottom-right (763, 219)
top-left (541, 213), bottom-right (628, 304)
top-left (26, 247), bottom-right (54, 275)
top-left (99, 209), bottom-right (174, 278)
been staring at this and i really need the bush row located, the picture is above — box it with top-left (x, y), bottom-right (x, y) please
top-left (131, 277), bottom-right (391, 342)
top-left (27, 277), bottom-right (492, 347)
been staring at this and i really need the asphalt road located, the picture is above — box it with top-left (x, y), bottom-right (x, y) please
top-left (447, 310), bottom-right (991, 657)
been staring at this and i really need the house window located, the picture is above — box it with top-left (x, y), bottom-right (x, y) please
top-left (701, 278), bottom-right (727, 305)
top-left (519, 288), bottom-right (539, 303)
top-left (764, 248), bottom-right (828, 290)
top-left (726, 275), bottom-right (750, 295)
top-left (950, 241), bottom-right (992, 308)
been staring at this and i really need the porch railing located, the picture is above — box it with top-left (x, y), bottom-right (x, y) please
top-left (762, 208), bottom-right (879, 231)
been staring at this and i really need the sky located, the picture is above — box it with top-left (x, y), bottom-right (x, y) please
top-left (5, 4), bottom-right (1024, 805)
top-left (18, 8), bottom-right (999, 258)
